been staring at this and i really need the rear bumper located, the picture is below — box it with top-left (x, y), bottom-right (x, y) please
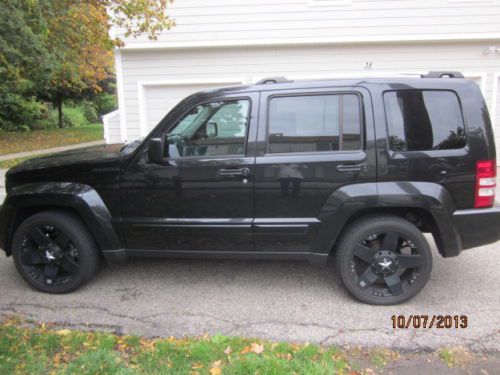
top-left (452, 205), bottom-right (500, 250)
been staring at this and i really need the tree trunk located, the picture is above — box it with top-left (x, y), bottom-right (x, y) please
top-left (56, 94), bottom-right (63, 128)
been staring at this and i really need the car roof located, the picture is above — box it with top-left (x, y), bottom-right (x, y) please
top-left (194, 73), bottom-right (472, 97)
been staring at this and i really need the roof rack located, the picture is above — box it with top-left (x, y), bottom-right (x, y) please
top-left (256, 76), bottom-right (292, 84)
top-left (421, 71), bottom-right (464, 78)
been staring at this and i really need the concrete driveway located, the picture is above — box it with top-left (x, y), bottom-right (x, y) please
top-left (1, 236), bottom-right (499, 351)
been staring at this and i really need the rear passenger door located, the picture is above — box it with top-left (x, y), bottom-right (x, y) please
top-left (253, 87), bottom-right (376, 253)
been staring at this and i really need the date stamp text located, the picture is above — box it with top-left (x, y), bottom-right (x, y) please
top-left (391, 315), bottom-right (468, 329)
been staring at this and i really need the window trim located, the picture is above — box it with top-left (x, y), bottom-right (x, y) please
top-left (264, 91), bottom-right (365, 156)
top-left (382, 89), bottom-right (468, 154)
top-left (160, 96), bottom-right (253, 160)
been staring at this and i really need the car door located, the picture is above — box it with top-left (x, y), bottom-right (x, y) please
top-left (253, 86), bottom-right (376, 253)
top-left (120, 92), bottom-right (259, 253)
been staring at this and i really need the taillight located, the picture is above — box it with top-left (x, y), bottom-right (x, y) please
top-left (474, 159), bottom-right (497, 208)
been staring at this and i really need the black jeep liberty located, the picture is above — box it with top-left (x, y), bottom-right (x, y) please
top-left (1, 71), bottom-right (499, 305)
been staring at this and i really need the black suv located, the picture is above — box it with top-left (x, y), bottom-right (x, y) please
top-left (1, 71), bottom-right (499, 305)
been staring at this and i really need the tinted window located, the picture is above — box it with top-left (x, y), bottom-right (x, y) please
top-left (267, 94), bottom-right (362, 154)
top-left (384, 90), bottom-right (466, 151)
top-left (167, 100), bottom-right (250, 157)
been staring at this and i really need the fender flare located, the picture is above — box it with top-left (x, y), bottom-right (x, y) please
top-left (314, 181), bottom-right (461, 257)
top-left (1, 182), bottom-right (122, 255)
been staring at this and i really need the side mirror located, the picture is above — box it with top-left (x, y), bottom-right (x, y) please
top-left (148, 138), bottom-right (164, 164)
top-left (206, 122), bottom-right (218, 138)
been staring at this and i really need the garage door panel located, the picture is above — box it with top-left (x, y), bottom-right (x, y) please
top-left (144, 83), bottom-right (237, 131)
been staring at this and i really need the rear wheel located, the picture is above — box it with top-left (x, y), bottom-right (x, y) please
top-left (12, 210), bottom-right (99, 293)
top-left (335, 215), bottom-right (432, 305)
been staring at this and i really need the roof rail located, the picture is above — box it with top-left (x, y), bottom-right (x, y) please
top-left (256, 76), bottom-right (292, 84)
top-left (421, 71), bottom-right (464, 79)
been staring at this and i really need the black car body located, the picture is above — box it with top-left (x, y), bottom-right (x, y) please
top-left (1, 72), bottom-right (499, 304)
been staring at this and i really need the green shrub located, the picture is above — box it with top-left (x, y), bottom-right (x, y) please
top-left (79, 101), bottom-right (99, 123)
top-left (92, 92), bottom-right (117, 117)
top-left (62, 106), bottom-right (87, 127)
top-left (0, 93), bottom-right (48, 131)
top-left (37, 108), bottom-right (59, 129)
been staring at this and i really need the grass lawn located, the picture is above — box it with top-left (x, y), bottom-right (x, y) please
top-left (0, 316), bottom-right (493, 374)
top-left (0, 124), bottom-right (104, 156)
top-left (0, 316), bottom-right (357, 375)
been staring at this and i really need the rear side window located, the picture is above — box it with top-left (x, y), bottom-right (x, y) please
top-left (267, 94), bottom-right (362, 154)
top-left (384, 90), bottom-right (466, 151)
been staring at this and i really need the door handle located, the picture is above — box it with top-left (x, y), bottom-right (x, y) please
top-left (218, 167), bottom-right (250, 177)
top-left (336, 163), bottom-right (368, 173)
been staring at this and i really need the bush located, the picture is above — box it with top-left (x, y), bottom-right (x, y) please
top-left (92, 92), bottom-right (117, 117)
top-left (37, 108), bottom-right (59, 129)
top-left (80, 101), bottom-right (99, 123)
top-left (0, 93), bottom-right (48, 131)
top-left (62, 106), bottom-right (87, 127)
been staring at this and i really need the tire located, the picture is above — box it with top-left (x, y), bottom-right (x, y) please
top-left (11, 210), bottom-right (99, 294)
top-left (335, 215), bottom-right (432, 305)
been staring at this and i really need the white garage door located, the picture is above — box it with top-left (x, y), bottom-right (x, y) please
top-left (143, 82), bottom-right (240, 133)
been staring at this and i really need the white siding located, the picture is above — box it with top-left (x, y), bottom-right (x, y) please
top-left (117, 41), bottom-right (500, 143)
top-left (493, 74), bottom-right (500, 158)
top-left (142, 82), bottom-right (241, 132)
top-left (115, 0), bottom-right (500, 48)
top-left (102, 110), bottom-right (121, 144)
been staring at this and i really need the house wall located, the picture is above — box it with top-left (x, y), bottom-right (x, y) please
top-left (115, 0), bottom-right (500, 48)
top-left (117, 41), bottom-right (500, 159)
top-left (102, 110), bottom-right (121, 144)
top-left (493, 74), bottom-right (500, 155)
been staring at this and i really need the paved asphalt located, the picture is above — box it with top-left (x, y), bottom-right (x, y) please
top-left (0, 235), bottom-right (499, 351)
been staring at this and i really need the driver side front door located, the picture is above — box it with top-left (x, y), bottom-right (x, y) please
top-left (120, 93), bottom-right (258, 254)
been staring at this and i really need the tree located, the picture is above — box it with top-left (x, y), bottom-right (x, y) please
top-left (0, 0), bottom-right (175, 130)
top-left (43, 0), bottom-right (175, 127)
top-left (0, 0), bottom-right (54, 130)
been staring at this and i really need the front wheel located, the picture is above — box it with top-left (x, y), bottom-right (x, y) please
top-left (335, 215), bottom-right (433, 305)
top-left (12, 210), bottom-right (99, 294)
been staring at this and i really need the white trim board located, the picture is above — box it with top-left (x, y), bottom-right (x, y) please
top-left (119, 33), bottom-right (500, 51)
top-left (114, 49), bottom-right (128, 142)
top-left (137, 77), bottom-right (246, 136)
top-left (101, 110), bottom-right (119, 144)
top-left (492, 73), bottom-right (500, 128)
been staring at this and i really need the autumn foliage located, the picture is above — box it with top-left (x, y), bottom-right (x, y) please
top-left (0, 0), bottom-right (175, 130)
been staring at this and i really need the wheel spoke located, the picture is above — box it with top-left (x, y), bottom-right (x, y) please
top-left (43, 265), bottom-right (59, 285)
top-left (29, 227), bottom-right (50, 247)
top-left (353, 244), bottom-right (376, 263)
top-left (397, 254), bottom-right (422, 269)
top-left (60, 254), bottom-right (79, 274)
top-left (53, 232), bottom-right (71, 250)
top-left (21, 252), bottom-right (44, 265)
top-left (358, 267), bottom-right (379, 288)
top-left (384, 274), bottom-right (404, 296)
top-left (382, 232), bottom-right (399, 251)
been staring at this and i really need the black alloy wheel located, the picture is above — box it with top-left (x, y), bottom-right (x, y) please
top-left (12, 211), bottom-right (99, 293)
top-left (18, 224), bottom-right (80, 287)
top-left (336, 215), bottom-right (432, 305)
